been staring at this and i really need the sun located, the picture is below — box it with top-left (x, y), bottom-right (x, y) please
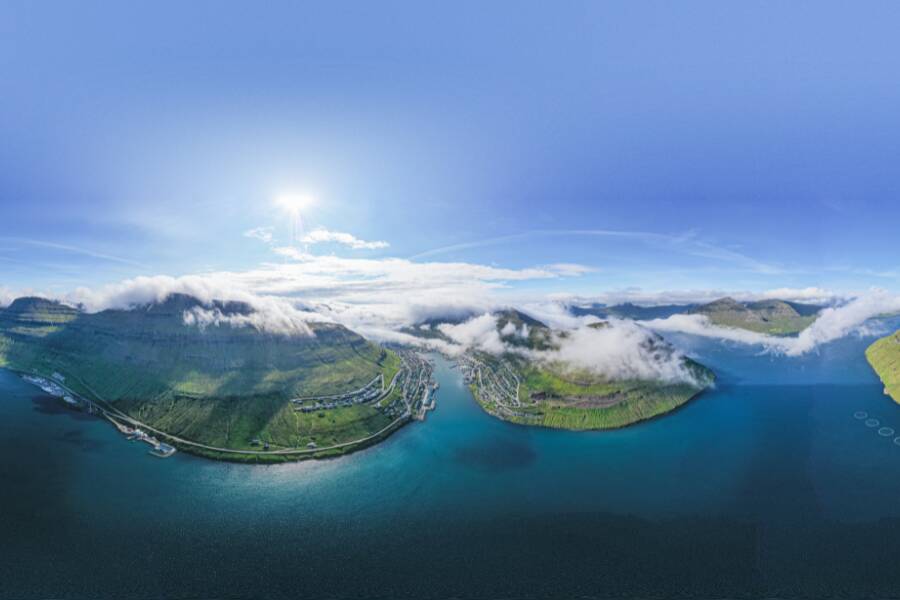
top-left (275, 193), bottom-right (316, 216)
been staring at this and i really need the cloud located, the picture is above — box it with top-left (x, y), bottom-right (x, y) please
top-left (644, 290), bottom-right (900, 356)
top-left (300, 228), bottom-right (389, 250)
top-left (0, 287), bottom-right (14, 308)
top-left (44, 251), bottom-right (591, 343)
top-left (538, 320), bottom-right (700, 384)
top-left (788, 291), bottom-right (900, 355)
top-left (182, 304), bottom-right (314, 336)
top-left (563, 287), bottom-right (842, 308)
top-left (0, 237), bottom-right (147, 268)
top-left (410, 228), bottom-right (783, 274)
top-left (438, 314), bottom-right (506, 354)
top-left (244, 226), bottom-right (274, 244)
top-left (429, 311), bottom-right (700, 385)
top-left (65, 274), bottom-right (323, 336)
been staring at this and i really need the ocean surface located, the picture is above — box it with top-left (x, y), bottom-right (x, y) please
top-left (3, 322), bottom-right (900, 599)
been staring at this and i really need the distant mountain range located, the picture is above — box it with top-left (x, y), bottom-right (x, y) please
top-left (0, 294), bottom-right (402, 459)
top-left (572, 297), bottom-right (822, 335)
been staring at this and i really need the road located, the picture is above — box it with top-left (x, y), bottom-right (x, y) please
top-left (18, 365), bottom-right (416, 458)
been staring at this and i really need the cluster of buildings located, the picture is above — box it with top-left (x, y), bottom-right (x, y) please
top-left (458, 354), bottom-right (526, 416)
top-left (292, 374), bottom-right (385, 413)
top-left (381, 350), bottom-right (436, 419)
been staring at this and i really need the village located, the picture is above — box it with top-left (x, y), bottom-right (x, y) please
top-left (290, 348), bottom-right (438, 421)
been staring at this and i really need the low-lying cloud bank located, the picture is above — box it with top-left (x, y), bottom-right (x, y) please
top-left (4, 243), bottom-right (898, 356)
top-left (66, 275), bottom-right (323, 336)
top-left (436, 312), bottom-right (700, 385)
top-left (182, 305), bottom-right (316, 336)
top-left (645, 291), bottom-right (900, 356)
top-left (542, 320), bottom-right (700, 384)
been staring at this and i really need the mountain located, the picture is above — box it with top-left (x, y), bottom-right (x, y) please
top-left (571, 302), bottom-right (695, 321)
top-left (494, 309), bottom-right (555, 350)
top-left (419, 309), bottom-right (714, 430)
top-left (866, 330), bottom-right (900, 403)
top-left (0, 294), bottom-right (403, 460)
top-left (690, 297), bottom-right (820, 335)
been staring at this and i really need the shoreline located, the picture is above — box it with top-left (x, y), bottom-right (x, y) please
top-left (6, 366), bottom-right (424, 464)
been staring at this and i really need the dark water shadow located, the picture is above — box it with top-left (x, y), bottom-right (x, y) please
top-left (52, 428), bottom-right (108, 453)
top-left (453, 435), bottom-right (537, 471)
top-left (30, 394), bottom-right (95, 421)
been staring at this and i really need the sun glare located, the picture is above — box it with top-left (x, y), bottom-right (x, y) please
top-left (275, 193), bottom-right (315, 215)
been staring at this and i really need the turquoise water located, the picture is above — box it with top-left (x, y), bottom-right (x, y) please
top-left (3, 324), bottom-right (900, 598)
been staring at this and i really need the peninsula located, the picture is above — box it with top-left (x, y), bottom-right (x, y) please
top-left (0, 294), bottom-right (436, 462)
top-left (422, 310), bottom-right (714, 430)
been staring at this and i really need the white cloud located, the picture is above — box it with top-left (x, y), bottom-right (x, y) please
top-left (0, 287), bottom-right (14, 308)
top-left (644, 290), bottom-right (900, 356)
top-left (65, 275), bottom-right (323, 337)
top-left (411, 229), bottom-right (783, 275)
top-left (244, 226), bottom-right (274, 244)
top-left (429, 311), bottom-right (700, 385)
top-left (537, 320), bottom-right (700, 384)
top-left (182, 304), bottom-right (313, 336)
top-left (564, 287), bottom-right (842, 308)
top-left (438, 314), bottom-right (506, 355)
top-left (300, 228), bottom-right (389, 250)
top-left (46, 251), bottom-right (590, 343)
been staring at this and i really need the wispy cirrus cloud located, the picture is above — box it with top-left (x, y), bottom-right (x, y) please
top-left (300, 228), bottom-right (389, 250)
top-left (0, 237), bottom-right (147, 268)
top-left (411, 228), bottom-right (784, 275)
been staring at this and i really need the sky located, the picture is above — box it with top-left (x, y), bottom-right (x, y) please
top-left (2, 1), bottom-right (900, 309)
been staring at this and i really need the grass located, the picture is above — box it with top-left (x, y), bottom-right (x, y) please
top-left (866, 330), bottom-right (900, 403)
top-left (470, 352), bottom-right (713, 431)
top-left (707, 314), bottom-right (816, 335)
top-left (0, 296), bottom-right (405, 456)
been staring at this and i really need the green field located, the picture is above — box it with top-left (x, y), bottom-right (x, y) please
top-left (0, 295), bottom-right (404, 458)
top-left (469, 354), bottom-right (713, 430)
top-left (692, 298), bottom-right (819, 335)
top-left (458, 309), bottom-right (715, 430)
top-left (866, 330), bottom-right (900, 403)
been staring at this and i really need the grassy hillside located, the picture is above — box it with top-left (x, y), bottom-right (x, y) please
top-left (458, 310), bottom-right (714, 430)
top-left (866, 330), bottom-right (900, 403)
top-left (0, 294), bottom-right (402, 455)
top-left (691, 297), bottom-right (819, 335)
top-left (571, 302), bottom-right (695, 321)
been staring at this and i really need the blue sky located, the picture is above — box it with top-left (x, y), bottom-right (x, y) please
top-left (2, 1), bottom-right (900, 301)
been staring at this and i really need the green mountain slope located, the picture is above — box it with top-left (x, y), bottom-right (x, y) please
top-left (571, 302), bottom-right (695, 320)
top-left (0, 294), bottom-right (403, 458)
top-left (690, 297), bottom-right (819, 335)
top-left (444, 310), bottom-right (714, 430)
top-left (866, 330), bottom-right (900, 403)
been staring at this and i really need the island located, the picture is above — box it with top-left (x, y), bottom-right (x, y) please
top-left (866, 330), bottom-right (900, 403)
top-left (420, 310), bottom-right (714, 430)
top-left (0, 294), bottom-right (436, 462)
